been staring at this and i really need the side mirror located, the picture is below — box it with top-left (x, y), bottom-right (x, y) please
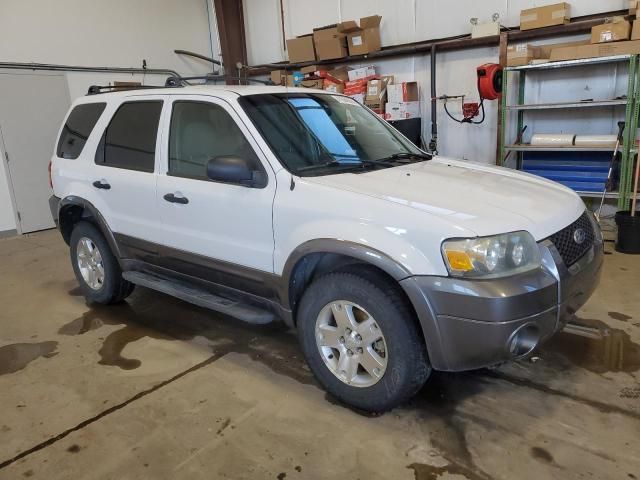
top-left (206, 156), bottom-right (265, 188)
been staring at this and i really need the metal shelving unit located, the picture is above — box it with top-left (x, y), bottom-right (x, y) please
top-left (499, 54), bottom-right (640, 209)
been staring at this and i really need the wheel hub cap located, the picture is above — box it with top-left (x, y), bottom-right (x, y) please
top-left (315, 301), bottom-right (388, 388)
top-left (77, 237), bottom-right (105, 290)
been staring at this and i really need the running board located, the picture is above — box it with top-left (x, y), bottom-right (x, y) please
top-left (122, 271), bottom-right (275, 325)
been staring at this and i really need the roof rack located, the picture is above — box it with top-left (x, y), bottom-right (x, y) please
top-left (164, 74), bottom-right (275, 87)
top-left (86, 84), bottom-right (176, 95)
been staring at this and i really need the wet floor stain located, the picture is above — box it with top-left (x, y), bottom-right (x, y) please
top-left (57, 288), bottom-right (312, 381)
top-left (400, 373), bottom-right (492, 480)
top-left (531, 446), bottom-right (554, 464)
top-left (406, 462), bottom-right (485, 480)
top-left (22, 470), bottom-right (33, 477)
top-left (0, 342), bottom-right (58, 376)
top-left (276, 473), bottom-right (286, 480)
top-left (609, 311), bottom-right (633, 322)
top-left (542, 317), bottom-right (640, 373)
top-left (66, 444), bottom-right (81, 453)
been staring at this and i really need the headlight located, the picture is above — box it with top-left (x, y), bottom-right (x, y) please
top-left (442, 231), bottom-right (541, 278)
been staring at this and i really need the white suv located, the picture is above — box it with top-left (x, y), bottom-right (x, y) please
top-left (49, 84), bottom-right (603, 411)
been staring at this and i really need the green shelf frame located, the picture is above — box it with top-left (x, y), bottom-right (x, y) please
top-left (498, 55), bottom-right (640, 210)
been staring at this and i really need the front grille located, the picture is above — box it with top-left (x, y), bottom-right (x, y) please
top-left (548, 212), bottom-right (595, 267)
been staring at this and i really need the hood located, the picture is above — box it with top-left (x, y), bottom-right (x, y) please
top-left (305, 156), bottom-right (585, 240)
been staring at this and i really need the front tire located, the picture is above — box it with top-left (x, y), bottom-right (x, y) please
top-left (297, 269), bottom-right (431, 412)
top-left (69, 221), bottom-right (134, 304)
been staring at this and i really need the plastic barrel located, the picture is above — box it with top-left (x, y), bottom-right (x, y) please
top-left (615, 211), bottom-right (640, 254)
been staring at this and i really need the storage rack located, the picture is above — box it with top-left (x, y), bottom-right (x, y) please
top-left (498, 54), bottom-right (640, 210)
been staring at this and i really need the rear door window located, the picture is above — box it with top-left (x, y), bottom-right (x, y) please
top-left (56, 103), bottom-right (106, 159)
top-left (95, 101), bottom-right (163, 172)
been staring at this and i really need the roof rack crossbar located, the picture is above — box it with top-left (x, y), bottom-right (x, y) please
top-left (86, 84), bottom-right (178, 95)
top-left (165, 74), bottom-right (275, 87)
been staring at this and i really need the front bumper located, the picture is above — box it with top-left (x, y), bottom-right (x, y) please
top-left (401, 237), bottom-right (604, 371)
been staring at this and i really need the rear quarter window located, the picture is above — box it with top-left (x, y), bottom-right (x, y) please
top-left (56, 103), bottom-right (106, 159)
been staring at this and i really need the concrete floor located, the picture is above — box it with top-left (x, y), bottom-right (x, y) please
top-left (0, 230), bottom-right (639, 480)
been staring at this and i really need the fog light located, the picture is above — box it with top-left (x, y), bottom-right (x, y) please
top-left (507, 324), bottom-right (540, 357)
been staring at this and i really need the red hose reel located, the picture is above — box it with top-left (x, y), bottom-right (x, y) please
top-left (477, 63), bottom-right (503, 100)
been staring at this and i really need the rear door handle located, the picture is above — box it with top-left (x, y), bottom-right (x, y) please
top-left (163, 193), bottom-right (189, 204)
top-left (92, 180), bottom-right (111, 190)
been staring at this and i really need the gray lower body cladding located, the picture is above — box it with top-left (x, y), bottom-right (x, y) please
top-left (401, 240), bottom-right (604, 371)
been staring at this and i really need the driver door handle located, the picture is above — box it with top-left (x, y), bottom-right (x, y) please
top-left (163, 193), bottom-right (189, 204)
top-left (92, 180), bottom-right (111, 190)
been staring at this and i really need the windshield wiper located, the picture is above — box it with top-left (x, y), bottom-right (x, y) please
top-left (297, 158), bottom-right (395, 173)
top-left (377, 152), bottom-right (433, 162)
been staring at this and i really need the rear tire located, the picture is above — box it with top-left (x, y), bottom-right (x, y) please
top-left (297, 268), bottom-right (431, 412)
top-left (69, 221), bottom-right (134, 304)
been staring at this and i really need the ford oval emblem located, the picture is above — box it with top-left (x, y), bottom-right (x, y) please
top-left (573, 228), bottom-right (586, 245)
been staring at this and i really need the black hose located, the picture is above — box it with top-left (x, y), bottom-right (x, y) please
top-left (429, 44), bottom-right (438, 153)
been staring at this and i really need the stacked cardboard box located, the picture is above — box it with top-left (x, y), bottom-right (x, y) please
top-left (365, 76), bottom-right (393, 114)
top-left (520, 3), bottom-right (570, 31)
top-left (298, 65), bottom-right (350, 93)
top-left (550, 40), bottom-right (640, 61)
top-left (339, 16), bottom-right (382, 56)
top-left (591, 17), bottom-right (631, 44)
top-left (286, 34), bottom-right (316, 63)
top-left (385, 82), bottom-right (420, 120)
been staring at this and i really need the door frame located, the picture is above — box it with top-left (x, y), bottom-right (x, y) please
top-left (0, 123), bottom-right (23, 234)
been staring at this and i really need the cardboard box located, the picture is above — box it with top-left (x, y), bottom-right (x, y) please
top-left (313, 25), bottom-right (348, 60)
top-left (550, 39), bottom-right (640, 61)
top-left (300, 64), bottom-right (321, 74)
top-left (366, 76), bottom-right (393, 98)
top-left (365, 76), bottom-right (393, 113)
top-left (339, 15), bottom-right (382, 56)
top-left (537, 39), bottom-right (590, 58)
top-left (300, 78), bottom-right (324, 89)
top-left (347, 65), bottom-right (376, 81)
top-left (349, 93), bottom-right (365, 104)
top-left (591, 18), bottom-right (631, 44)
top-left (385, 101), bottom-right (420, 121)
top-left (507, 44), bottom-right (542, 66)
top-left (286, 34), bottom-right (316, 63)
top-left (324, 81), bottom-right (344, 93)
top-left (327, 66), bottom-right (350, 82)
top-left (270, 70), bottom-right (295, 86)
top-left (633, 20), bottom-right (640, 40)
top-left (387, 82), bottom-right (419, 103)
top-left (631, 0), bottom-right (638, 16)
top-left (520, 3), bottom-right (570, 31)
top-left (345, 76), bottom-right (378, 89)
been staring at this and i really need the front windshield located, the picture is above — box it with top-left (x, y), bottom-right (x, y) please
top-left (238, 93), bottom-right (425, 176)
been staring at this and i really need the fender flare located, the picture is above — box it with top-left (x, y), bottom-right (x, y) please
top-left (58, 196), bottom-right (122, 260)
top-left (281, 238), bottom-right (412, 286)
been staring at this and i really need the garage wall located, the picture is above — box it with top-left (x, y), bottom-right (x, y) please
top-left (0, 0), bottom-right (219, 233)
top-left (243, 0), bottom-right (626, 164)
